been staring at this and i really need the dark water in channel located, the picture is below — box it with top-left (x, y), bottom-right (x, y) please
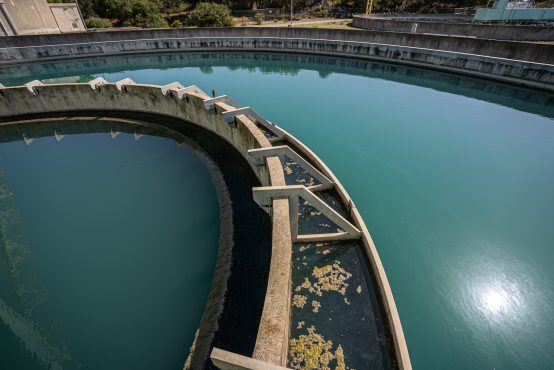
top-left (1, 52), bottom-right (554, 369)
top-left (0, 121), bottom-right (220, 369)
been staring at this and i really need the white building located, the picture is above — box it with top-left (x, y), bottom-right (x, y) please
top-left (0, 0), bottom-right (86, 36)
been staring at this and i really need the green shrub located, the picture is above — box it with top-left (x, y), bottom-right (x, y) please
top-left (188, 2), bottom-right (232, 27)
top-left (307, 2), bottom-right (333, 17)
top-left (86, 17), bottom-right (113, 28)
top-left (96, 0), bottom-right (168, 28)
top-left (170, 19), bottom-right (184, 28)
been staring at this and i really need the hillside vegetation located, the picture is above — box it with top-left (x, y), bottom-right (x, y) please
top-left (49, 0), bottom-right (495, 28)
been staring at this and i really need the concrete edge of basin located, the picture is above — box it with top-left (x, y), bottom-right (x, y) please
top-left (0, 28), bottom-right (553, 91)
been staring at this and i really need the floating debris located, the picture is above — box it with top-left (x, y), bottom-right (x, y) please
top-left (289, 326), bottom-right (334, 370)
top-left (343, 298), bottom-right (350, 306)
top-left (289, 326), bottom-right (350, 370)
top-left (293, 294), bottom-right (308, 309)
top-left (297, 321), bottom-right (305, 330)
top-left (296, 277), bottom-right (312, 292)
top-left (356, 285), bottom-right (362, 294)
top-left (312, 300), bottom-right (321, 313)
top-left (293, 261), bottom-right (352, 312)
top-left (335, 345), bottom-right (346, 370)
top-left (312, 261), bottom-right (352, 296)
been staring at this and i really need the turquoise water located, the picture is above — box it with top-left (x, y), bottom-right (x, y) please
top-left (1, 53), bottom-right (554, 369)
top-left (0, 122), bottom-right (219, 369)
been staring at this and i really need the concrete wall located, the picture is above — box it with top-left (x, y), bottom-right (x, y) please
top-left (1, 28), bottom-right (552, 63)
top-left (49, 4), bottom-right (86, 33)
top-left (353, 15), bottom-right (554, 41)
top-left (365, 13), bottom-right (474, 22)
top-left (0, 28), bottom-right (552, 91)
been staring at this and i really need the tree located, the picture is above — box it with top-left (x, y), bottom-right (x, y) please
top-left (95, 0), bottom-right (168, 27)
top-left (188, 2), bottom-right (233, 27)
top-left (76, 0), bottom-right (96, 18)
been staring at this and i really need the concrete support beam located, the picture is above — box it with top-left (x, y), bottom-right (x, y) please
top-left (169, 85), bottom-right (202, 100)
top-left (115, 78), bottom-right (135, 91)
top-left (296, 232), bottom-right (353, 243)
top-left (211, 348), bottom-right (290, 370)
top-left (88, 77), bottom-right (108, 90)
top-left (253, 185), bottom-right (361, 241)
top-left (24, 80), bottom-right (43, 94)
top-left (203, 95), bottom-right (240, 109)
top-left (223, 107), bottom-right (285, 140)
top-left (160, 82), bottom-right (184, 95)
top-left (248, 145), bottom-right (334, 191)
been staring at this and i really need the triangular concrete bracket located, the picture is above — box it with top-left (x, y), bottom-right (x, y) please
top-left (115, 78), bottom-right (136, 92)
top-left (25, 80), bottom-right (44, 94)
top-left (253, 185), bottom-right (361, 242)
top-left (171, 85), bottom-right (203, 100)
top-left (88, 77), bottom-right (108, 90)
top-left (161, 82), bottom-right (185, 95)
top-left (248, 145), bottom-right (334, 191)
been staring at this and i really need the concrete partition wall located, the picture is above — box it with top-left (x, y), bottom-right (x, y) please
top-left (0, 81), bottom-right (293, 368)
top-left (0, 28), bottom-right (552, 90)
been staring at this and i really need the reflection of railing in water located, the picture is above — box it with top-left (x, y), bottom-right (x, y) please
top-left (0, 298), bottom-right (72, 370)
top-left (0, 169), bottom-right (76, 369)
top-left (0, 168), bottom-right (46, 317)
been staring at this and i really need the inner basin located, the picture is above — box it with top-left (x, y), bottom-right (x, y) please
top-left (0, 119), bottom-right (220, 370)
top-left (1, 52), bottom-right (554, 369)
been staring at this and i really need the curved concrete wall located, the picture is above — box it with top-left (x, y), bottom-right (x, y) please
top-left (0, 80), bottom-right (412, 369)
top-left (0, 28), bottom-right (552, 90)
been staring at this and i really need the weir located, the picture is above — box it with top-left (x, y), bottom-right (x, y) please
top-left (0, 78), bottom-right (411, 369)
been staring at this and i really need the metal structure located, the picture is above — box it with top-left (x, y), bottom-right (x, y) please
top-left (474, 0), bottom-right (554, 21)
